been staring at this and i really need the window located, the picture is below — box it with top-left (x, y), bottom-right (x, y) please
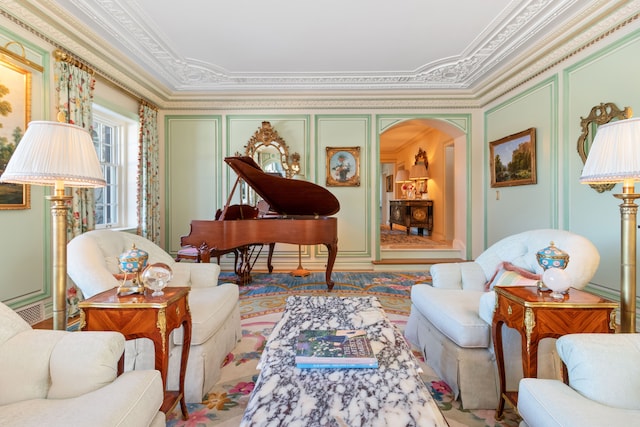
top-left (92, 105), bottom-right (137, 229)
top-left (92, 119), bottom-right (118, 226)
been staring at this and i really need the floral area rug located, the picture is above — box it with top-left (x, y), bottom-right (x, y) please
top-left (166, 272), bottom-right (520, 427)
top-left (380, 225), bottom-right (451, 249)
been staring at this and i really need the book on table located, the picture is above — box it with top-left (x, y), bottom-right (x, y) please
top-left (295, 329), bottom-right (378, 369)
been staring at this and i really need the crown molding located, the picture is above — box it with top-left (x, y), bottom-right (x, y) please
top-left (0, 0), bottom-right (638, 110)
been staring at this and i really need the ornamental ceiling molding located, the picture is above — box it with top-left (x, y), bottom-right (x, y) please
top-left (50, 0), bottom-right (575, 91)
top-left (0, 1), bottom-right (163, 102)
top-left (1, 0), bottom-right (638, 109)
top-left (159, 96), bottom-right (484, 111)
top-left (477, 0), bottom-right (640, 105)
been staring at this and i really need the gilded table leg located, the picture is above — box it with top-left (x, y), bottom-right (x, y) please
top-left (522, 307), bottom-right (538, 378)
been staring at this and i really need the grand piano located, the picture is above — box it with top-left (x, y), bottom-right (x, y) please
top-left (180, 156), bottom-right (340, 290)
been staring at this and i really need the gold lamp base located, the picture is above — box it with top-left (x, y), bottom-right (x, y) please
top-left (47, 191), bottom-right (73, 331)
top-left (291, 267), bottom-right (310, 277)
top-left (291, 245), bottom-right (310, 277)
top-left (614, 190), bottom-right (640, 333)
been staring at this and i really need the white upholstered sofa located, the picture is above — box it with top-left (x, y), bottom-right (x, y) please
top-left (0, 301), bottom-right (165, 427)
top-left (518, 333), bottom-right (640, 427)
top-left (67, 229), bottom-right (241, 403)
top-left (404, 229), bottom-right (600, 409)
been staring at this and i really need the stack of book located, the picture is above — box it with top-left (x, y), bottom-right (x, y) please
top-left (294, 329), bottom-right (378, 369)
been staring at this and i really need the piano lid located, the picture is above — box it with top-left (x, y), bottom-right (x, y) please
top-left (225, 156), bottom-right (340, 217)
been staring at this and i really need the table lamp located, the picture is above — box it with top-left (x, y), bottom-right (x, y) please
top-left (0, 120), bottom-right (106, 330)
top-left (410, 163), bottom-right (429, 197)
top-left (580, 116), bottom-right (640, 332)
top-left (395, 169), bottom-right (410, 198)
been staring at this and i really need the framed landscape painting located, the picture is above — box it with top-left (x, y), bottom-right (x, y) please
top-left (489, 128), bottom-right (537, 188)
top-left (0, 48), bottom-right (32, 209)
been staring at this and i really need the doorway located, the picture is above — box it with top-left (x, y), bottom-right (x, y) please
top-left (378, 117), bottom-right (465, 257)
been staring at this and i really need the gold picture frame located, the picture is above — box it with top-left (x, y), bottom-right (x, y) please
top-left (490, 128), bottom-right (537, 188)
top-left (0, 42), bottom-right (38, 209)
top-left (326, 146), bottom-right (360, 187)
top-left (385, 174), bottom-right (393, 192)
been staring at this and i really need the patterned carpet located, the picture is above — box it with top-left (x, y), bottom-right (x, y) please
top-left (380, 225), bottom-right (451, 248)
top-left (166, 272), bottom-right (520, 427)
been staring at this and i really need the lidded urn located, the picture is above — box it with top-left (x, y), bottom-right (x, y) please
top-left (117, 244), bottom-right (148, 295)
top-left (536, 241), bottom-right (570, 270)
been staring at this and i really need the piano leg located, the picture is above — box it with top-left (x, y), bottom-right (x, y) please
top-left (324, 242), bottom-right (338, 291)
top-left (266, 243), bottom-right (275, 273)
top-left (237, 246), bottom-right (253, 285)
top-left (235, 244), bottom-right (266, 286)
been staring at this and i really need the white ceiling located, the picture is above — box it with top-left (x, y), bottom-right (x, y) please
top-left (25, 0), bottom-right (613, 97)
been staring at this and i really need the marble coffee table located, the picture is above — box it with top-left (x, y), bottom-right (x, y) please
top-left (241, 295), bottom-right (447, 426)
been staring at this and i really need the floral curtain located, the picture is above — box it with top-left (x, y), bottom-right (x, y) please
top-left (137, 102), bottom-right (161, 244)
top-left (54, 57), bottom-right (96, 240)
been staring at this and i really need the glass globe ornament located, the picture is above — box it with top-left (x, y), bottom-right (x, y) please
top-left (542, 267), bottom-right (571, 299)
top-left (141, 263), bottom-right (173, 296)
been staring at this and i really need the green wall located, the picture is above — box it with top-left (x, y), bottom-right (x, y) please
top-left (485, 28), bottom-right (640, 303)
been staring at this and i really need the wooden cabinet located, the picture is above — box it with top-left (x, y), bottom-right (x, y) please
top-left (389, 199), bottom-right (433, 236)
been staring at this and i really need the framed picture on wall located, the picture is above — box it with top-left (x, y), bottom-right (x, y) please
top-left (385, 174), bottom-right (393, 192)
top-left (489, 128), bottom-right (537, 188)
top-left (326, 146), bottom-right (360, 187)
top-left (0, 43), bottom-right (39, 209)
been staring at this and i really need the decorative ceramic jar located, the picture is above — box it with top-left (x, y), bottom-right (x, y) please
top-left (117, 244), bottom-right (148, 295)
top-left (536, 241), bottom-right (570, 270)
top-left (536, 241), bottom-right (569, 292)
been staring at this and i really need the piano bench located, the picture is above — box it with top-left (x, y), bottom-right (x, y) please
top-left (175, 246), bottom-right (240, 275)
top-left (175, 246), bottom-right (201, 263)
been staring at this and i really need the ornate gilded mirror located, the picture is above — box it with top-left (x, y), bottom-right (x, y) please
top-left (244, 121), bottom-right (300, 179)
top-left (240, 121), bottom-right (301, 205)
top-left (577, 102), bottom-right (631, 192)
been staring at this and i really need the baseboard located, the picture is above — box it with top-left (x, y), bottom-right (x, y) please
top-left (372, 258), bottom-right (463, 265)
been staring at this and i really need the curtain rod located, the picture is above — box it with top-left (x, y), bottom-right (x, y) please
top-left (0, 9), bottom-right (158, 108)
top-left (140, 98), bottom-right (158, 111)
top-left (53, 48), bottom-right (94, 75)
top-left (55, 48), bottom-right (158, 110)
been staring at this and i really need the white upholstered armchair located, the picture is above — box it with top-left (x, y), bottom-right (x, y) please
top-left (518, 333), bottom-right (640, 427)
top-left (405, 229), bottom-right (600, 409)
top-left (0, 301), bottom-right (165, 427)
top-left (67, 229), bottom-right (241, 403)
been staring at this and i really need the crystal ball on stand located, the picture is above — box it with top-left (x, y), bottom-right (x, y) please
top-left (141, 263), bottom-right (173, 297)
top-left (542, 267), bottom-right (571, 299)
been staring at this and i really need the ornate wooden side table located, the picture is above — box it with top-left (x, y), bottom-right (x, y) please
top-left (79, 286), bottom-right (191, 419)
top-left (492, 286), bottom-right (617, 419)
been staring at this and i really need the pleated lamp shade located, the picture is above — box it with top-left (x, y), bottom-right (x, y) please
top-left (580, 117), bottom-right (640, 184)
top-left (0, 121), bottom-right (105, 188)
top-left (410, 163), bottom-right (429, 180)
top-left (395, 169), bottom-right (410, 183)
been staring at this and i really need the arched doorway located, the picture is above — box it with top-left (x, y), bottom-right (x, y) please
top-left (377, 116), bottom-right (468, 261)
